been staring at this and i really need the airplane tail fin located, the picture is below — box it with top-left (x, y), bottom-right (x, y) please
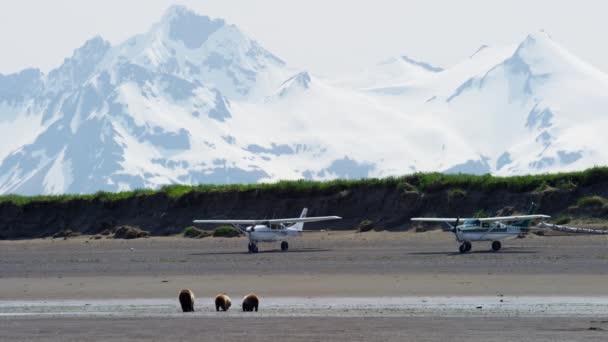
top-left (512, 202), bottom-right (537, 228)
top-left (291, 208), bottom-right (308, 231)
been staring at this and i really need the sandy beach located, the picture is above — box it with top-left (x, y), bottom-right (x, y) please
top-left (2, 231), bottom-right (608, 341)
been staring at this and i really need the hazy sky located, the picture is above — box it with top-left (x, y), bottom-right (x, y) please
top-left (1, 0), bottom-right (607, 76)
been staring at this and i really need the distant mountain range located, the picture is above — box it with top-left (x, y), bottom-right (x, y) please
top-left (0, 5), bottom-right (607, 195)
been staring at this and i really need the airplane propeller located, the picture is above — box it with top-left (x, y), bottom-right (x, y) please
top-left (233, 225), bottom-right (251, 236)
top-left (452, 217), bottom-right (460, 233)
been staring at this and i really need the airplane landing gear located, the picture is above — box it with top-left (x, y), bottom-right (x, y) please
top-left (491, 241), bottom-right (501, 252)
top-left (459, 241), bottom-right (472, 253)
top-left (248, 242), bottom-right (259, 253)
top-left (281, 241), bottom-right (289, 252)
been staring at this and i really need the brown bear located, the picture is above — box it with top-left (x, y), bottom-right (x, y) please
top-left (242, 293), bottom-right (259, 312)
top-left (215, 293), bottom-right (231, 311)
top-left (178, 289), bottom-right (195, 312)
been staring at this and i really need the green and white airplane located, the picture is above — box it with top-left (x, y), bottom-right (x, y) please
top-left (411, 204), bottom-right (550, 253)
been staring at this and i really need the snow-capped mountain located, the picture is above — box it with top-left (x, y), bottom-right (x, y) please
top-left (0, 6), bottom-right (606, 195)
top-left (101, 6), bottom-right (290, 100)
top-left (423, 31), bottom-right (608, 174)
top-left (0, 5), bottom-right (293, 195)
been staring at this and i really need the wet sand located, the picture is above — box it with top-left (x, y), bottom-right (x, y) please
top-left (2, 316), bottom-right (608, 342)
top-left (2, 231), bottom-right (608, 341)
top-left (3, 297), bottom-right (608, 341)
top-left (4, 296), bottom-right (608, 317)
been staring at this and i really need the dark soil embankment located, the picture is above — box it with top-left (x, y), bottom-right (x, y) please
top-left (1, 169), bottom-right (608, 239)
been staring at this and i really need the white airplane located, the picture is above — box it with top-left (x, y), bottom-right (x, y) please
top-left (193, 208), bottom-right (341, 253)
top-left (411, 214), bottom-right (550, 253)
top-left (411, 204), bottom-right (552, 253)
top-left (412, 200), bottom-right (608, 253)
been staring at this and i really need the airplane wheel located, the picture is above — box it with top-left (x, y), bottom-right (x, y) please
top-left (459, 244), bottom-right (467, 253)
top-left (281, 241), bottom-right (289, 252)
top-left (465, 241), bottom-right (472, 252)
top-left (492, 241), bottom-right (501, 252)
top-left (249, 243), bottom-right (259, 253)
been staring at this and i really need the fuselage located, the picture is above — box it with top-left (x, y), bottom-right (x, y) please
top-left (455, 219), bottom-right (527, 242)
top-left (246, 224), bottom-right (301, 243)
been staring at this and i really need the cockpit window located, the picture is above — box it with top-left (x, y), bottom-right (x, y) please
top-left (462, 219), bottom-right (480, 226)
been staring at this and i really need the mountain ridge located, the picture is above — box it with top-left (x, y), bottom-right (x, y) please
top-left (0, 6), bottom-right (606, 195)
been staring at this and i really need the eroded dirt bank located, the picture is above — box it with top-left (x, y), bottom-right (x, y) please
top-left (0, 178), bottom-right (607, 238)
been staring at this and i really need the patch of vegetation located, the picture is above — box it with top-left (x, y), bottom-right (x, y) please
top-left (53, 229), bottom-right (81, 239)
top-left (409, 167), bottom-right (608, 193)
top-left (397, 181), bottom-right (418, 193)
top-left (0, 167), bottom-right (607, 207)
top-left (556, 178), bottom-right (577, 190)
top-left (577, 195), bottom-right (608, 208)
top-left (447, 188), bottom-right (467, 201)
top-left (414, 224), bottom-right (432, 232)
top-left (0, 188), bottom-right (156, 207)
top-left (113, 226), bottom-right (150, 239)
top-left (183, 226), bottom-right (211, 238)
top-left (473, 210), bottom-right (489, 218)
top-left (533, 181), bottom-right (556, 193)
top-left (572, 217), bottom-right (608, 225)
top-left (357, 219), bottom-right (375, 232)
top-left (159, 178), bottom-right (385, 198)
top-left (212, 226), bottom-right (242, 238)
top-left (553, 216), bottom-right (571, 225)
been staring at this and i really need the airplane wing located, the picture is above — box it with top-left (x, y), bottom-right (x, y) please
top-left (193, 216), bottom-right (341, 225)
top-left (193, 219), bottom-right (259, 225)
top-left (477, 215), bottom-right (550, 222)
top-left (411, 218), bottom-right (460, 223)
top-left (411, 215), bottom-right (550, 223)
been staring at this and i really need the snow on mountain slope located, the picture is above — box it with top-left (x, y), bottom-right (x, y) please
top-left (0, 69), bottom-right (63, 163)
top-left (0, 5), bottom-right (606, 195)
top-left (354, 31), bottom-right (608, 175)
top-left (366, 44), bottom-right (516, 105)
top-left (0, 99), bottom-right (46, 161)
top-left (0, 6), bottom-right (290, 194)
top-left (234, 72), bottom-right (473, 179)
top-left (334, 55), bottom-right (444, 91)
top-left (101, 5), bottom-right (291, 101)
top-left (437, 31), bottom-right (608, 174)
